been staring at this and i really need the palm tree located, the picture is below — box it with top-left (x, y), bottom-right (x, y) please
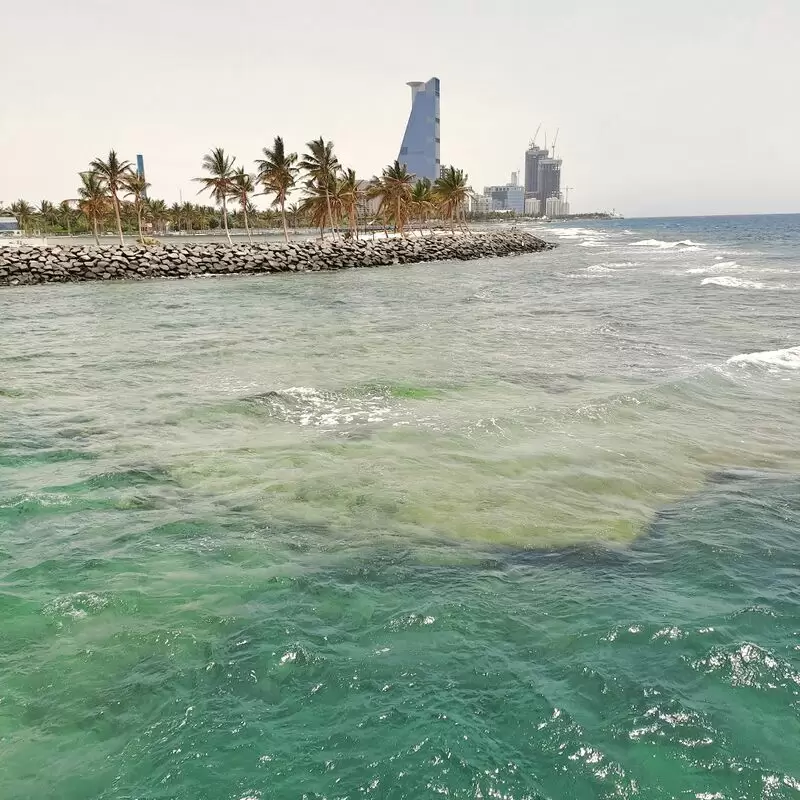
top-left (287, 202), bottom-right (302, 230)
top-left (256, 136), bottom-right (299, 242)
top-left (121, 172), bottom-right (151, 243)
top-left (147, 198), bottom-right (168, 234)
top-left (337, 168), bottom-right (361, 239)
top-left (230, 167), bottom-right (255, 243)
top-left (77, 171), bottom-right (108, 245)
top-left (37, 200), bottom-right (58, 234)
top-left (120, 201), bottom-right (138, 235)
top-left (366, 178), bottom-right (391, 237)
top-left (58, 200), bottom-right (75, 236)
top-left (89, 150), bottom-right (133, 245)
top-left (433, 166), bottom-right (472, 233)
top-left (386, 161), bottom-right (415, 235)
top-left (193, 203), bottom-right (216, 232)
top-left (300, 174), bottom-right (340, 239)
top-left (299, 138), bottom-right (340, 239)
top-left (182, 201), bottom-right (198, 232)
top-left (194, 147), bottom-right (235, 245)
top-left (10, 200), bottom-right (36, 234)
top-left (370, 161), bottom-right (415, 236)
top-left (410, 178), bottom-right (435, 235)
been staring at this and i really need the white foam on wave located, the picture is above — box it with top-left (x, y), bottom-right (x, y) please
top-left (578, 239), bottom-right (608, 248)
top-left (686, 261), bottom-right (739, 275)
top-left (701, 276), bottom-right (764, 289)
top-left (586, 261), bottom-right (637, 273)
top-left (727, 345), bottom-right (800, 370)
top-left (689, 261), bottom-right (796, 277)
top-left (632, 239), bottom-right (704, 249)
top-left (552, 227), bottom-right (606, 239)
top-left (250, 386), bottom-right (398, 428)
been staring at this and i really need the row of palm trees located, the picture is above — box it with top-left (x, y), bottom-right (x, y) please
top-left (4, 139), bottom-right (472, 246)
top-left (2, 196), bottom-right (303, 240)
top-left (194, 137), bottom-right (472, 245)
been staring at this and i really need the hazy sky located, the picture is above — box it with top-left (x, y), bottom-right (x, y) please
top-left (2, 0), bottom-right (798, 217)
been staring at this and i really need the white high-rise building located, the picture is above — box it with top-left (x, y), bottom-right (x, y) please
top-left (524, 197), bottom-right (541, 216)
top-left (545, 196), bottom-right (570, 218)
top-left (472, 194), bottom-right (493, 215)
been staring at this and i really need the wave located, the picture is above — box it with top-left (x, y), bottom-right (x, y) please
top-left (689, 261), bottom-right (795, 276)
top-left (701, 276), bottom-right (764, 289)
top-left (244, 386), bottom-right (398, 428)
top-left (586, 262), bottom-right (637, 273)
top-left (551, 227), bottom-right (606, 239)
top-left (701, 276), bottom-right (795, 290)
top-left (727, 345), bottom-right (800, 370)
top-left (686, 261), bottom-right (739, 275)
top-left (632, 239), bottom-right (704, 249)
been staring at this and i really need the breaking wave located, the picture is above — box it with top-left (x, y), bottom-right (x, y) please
top-left (244, 386), bottom-right (398, 428)
top-left (686, 261), bottom-right (740, 274)
top-left (727, 345), bottom-right (800, 370)
top-left (701, 276), bottom-right (764, 289)
top-left (701, 276), bottom-right (794, 290)
top-left (586, 262), bottom-right (637, 273)
top-left (632, 239), bottom-right (704, 249)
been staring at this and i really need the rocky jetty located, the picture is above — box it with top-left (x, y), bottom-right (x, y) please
top-left (0, 231), bottom-right (553, 288)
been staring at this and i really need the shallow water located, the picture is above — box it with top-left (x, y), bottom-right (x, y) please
top-left (1, 215), bottom-right (799, 798)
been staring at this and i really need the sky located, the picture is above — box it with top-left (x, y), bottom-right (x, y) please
top-left (1, 0), bottom-right (798, 217)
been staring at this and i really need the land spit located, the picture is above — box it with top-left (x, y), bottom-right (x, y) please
top-left (0, 231), bottom-right (554, 288)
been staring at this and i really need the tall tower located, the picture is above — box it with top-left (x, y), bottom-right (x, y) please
top-left (537, 156), bottom-right (562, 212)
top-left (136, 154), bottom-right (148, 199)
top-left (398, 77), bottom-right (440, 182)
top-left (524, 142), bottom-right (547, 198)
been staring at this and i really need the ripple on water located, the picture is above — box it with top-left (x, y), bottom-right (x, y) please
top-left (43, 591), bottom-right (110, 620)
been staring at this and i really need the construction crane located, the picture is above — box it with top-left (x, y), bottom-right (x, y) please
top-left (564, 186), bottom-right (574, 203)
top-left (551, 128), bottom-right (560, 159)
top-left (528, 123), bottom-right (542, 150)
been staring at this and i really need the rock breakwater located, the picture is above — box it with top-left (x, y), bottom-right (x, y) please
top-left (0, 231), bottom-right (553, 288)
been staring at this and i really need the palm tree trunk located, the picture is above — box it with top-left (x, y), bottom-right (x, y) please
top-left (221, 197), bottom-right (232, 245)
top-left (280, 199), bottom-right (289, 243)
top-left (136, 204), bottom-right (144, 244)
top-left (92, 215), bottom-right (100, 246)
top-left (324, 190), bottom-right (337, 240)
top-left (396, 198), bottom-right (402, 237)
top-left (112, 191), bottom-right (125, 245)
top-left (243, 204), bottom-right (252, 243)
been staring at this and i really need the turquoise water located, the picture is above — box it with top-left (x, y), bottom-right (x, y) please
top-left (1, 216), bottom-right (799, 798)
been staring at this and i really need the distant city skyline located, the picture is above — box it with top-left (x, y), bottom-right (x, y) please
top-left (1, 0), bottom-right (798, 217)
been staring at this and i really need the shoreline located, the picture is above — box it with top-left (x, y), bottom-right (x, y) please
top-left (0, 231), bottom-right (554, 288)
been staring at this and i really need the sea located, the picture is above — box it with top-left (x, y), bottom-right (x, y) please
top-left (1, 214), bottom-right (798, 799)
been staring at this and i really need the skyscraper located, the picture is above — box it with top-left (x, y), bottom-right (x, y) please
top-left (524, 140), bottom-right (562, 216)
top-left (136, 154), bottom-right (148, 199)
top-left (537, 156), bottom-right (562, 210)
top-left (524, 143), bottom-right (546, 199)
top-left (398, 77), bottom-right (440, 182)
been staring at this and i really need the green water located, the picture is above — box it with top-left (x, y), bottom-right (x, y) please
top-left (2, 221), bottom-right (800, 798)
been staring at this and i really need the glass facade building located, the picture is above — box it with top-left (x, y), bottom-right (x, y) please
top-left (398, 77), bottom-right (440, 182)
top-left (483, 185), bottom-right (526, 213)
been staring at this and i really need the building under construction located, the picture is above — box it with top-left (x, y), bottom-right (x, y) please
top-left (524, 129), bottom-right (563, 216)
